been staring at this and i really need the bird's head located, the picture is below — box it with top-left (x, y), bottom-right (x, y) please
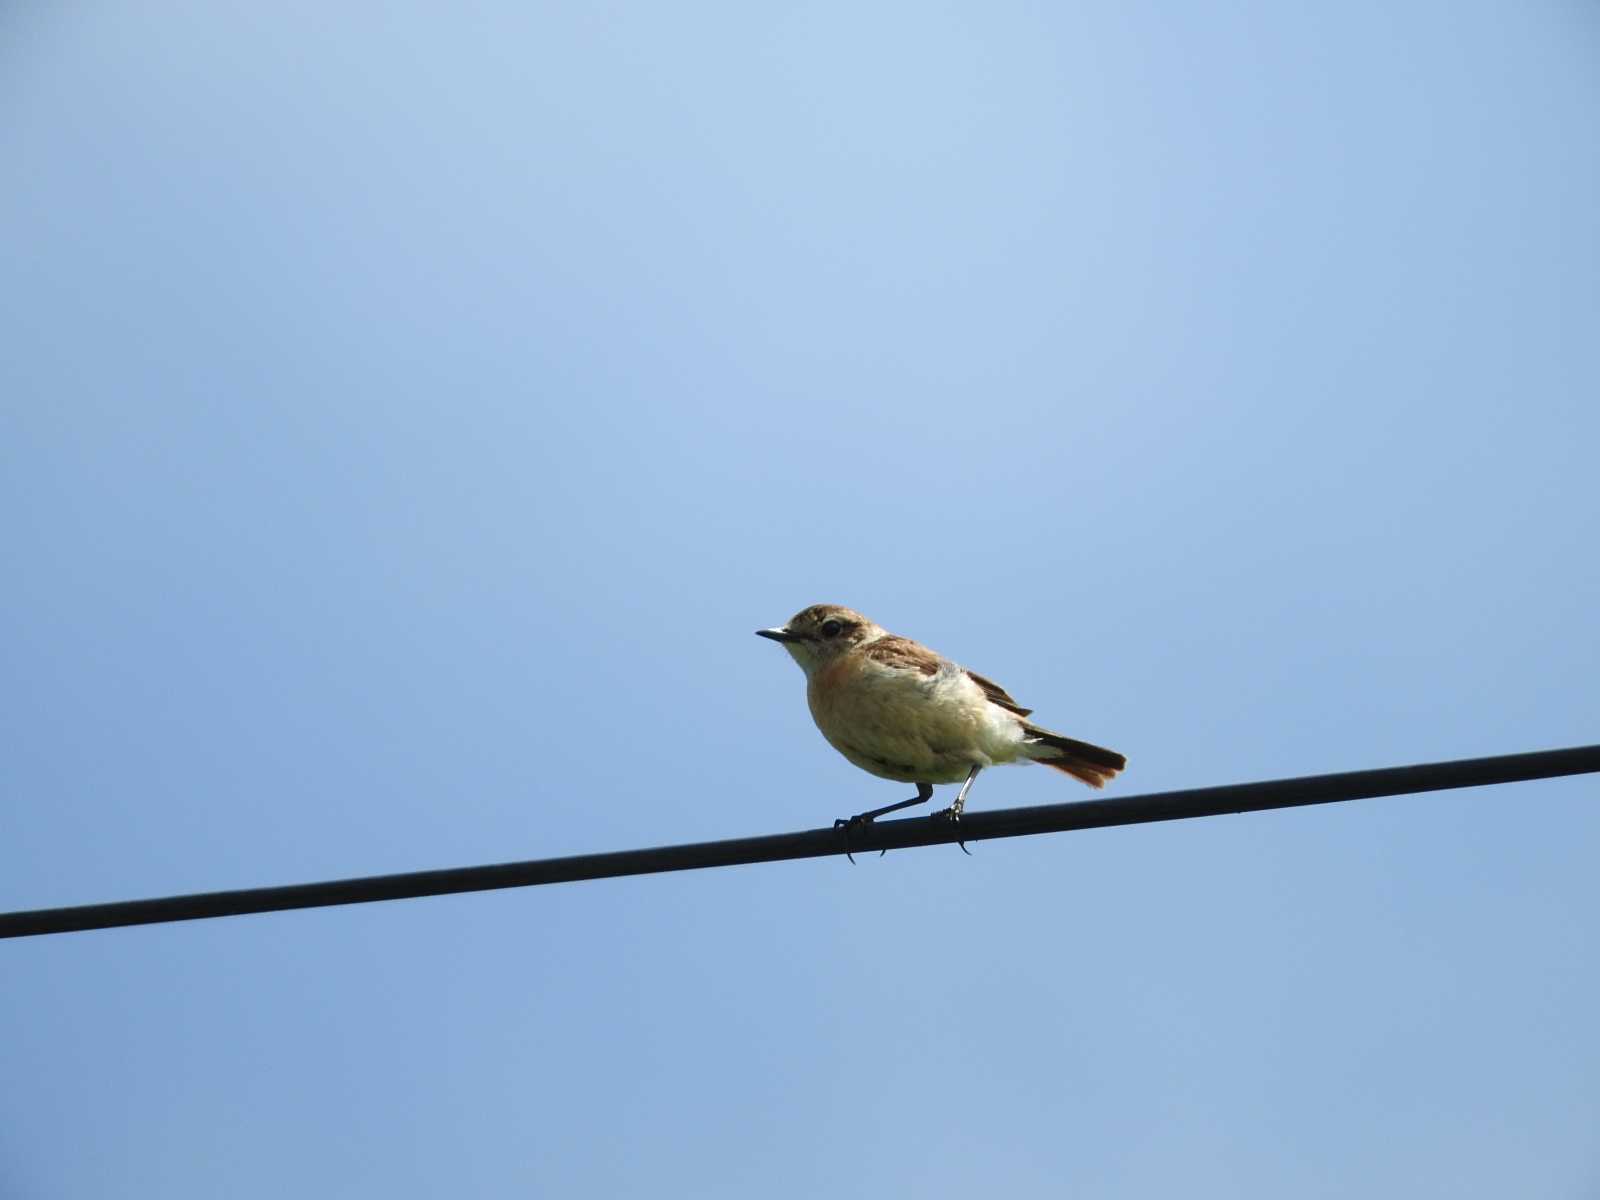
top-left (756, 604), bottom-right (879, 675)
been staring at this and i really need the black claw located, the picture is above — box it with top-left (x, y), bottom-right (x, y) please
top-left (931, 807), bottom-right (973, 855)
top-left (833, 817), bottom-right (858, 864)
top-left (835, 814), bottom-right (882, 863)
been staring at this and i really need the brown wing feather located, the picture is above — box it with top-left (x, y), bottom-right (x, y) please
top-left (863, 639), bottom-right (1035, 717)
top-left (964, 669), bottom-right (1032, 717)
top-left (862, 636), bottom-right (942, 676)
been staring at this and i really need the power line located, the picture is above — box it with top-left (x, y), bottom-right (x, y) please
top-left (3, 744), bottom-right (1596, 940)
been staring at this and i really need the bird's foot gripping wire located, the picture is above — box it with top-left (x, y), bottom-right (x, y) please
top-left (931, 806), bottom-right (973, 855)
top-left (932, 765), bottom-right (982, 855)
top-left (832, 814), bottom-right (881, 864)
top-left (834, 782), bottom-right (935, 863)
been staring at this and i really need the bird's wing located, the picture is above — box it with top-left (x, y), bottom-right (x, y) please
top-left (863, 638), bottom-right (1034, 717)
top-left (963, 669), bottom-right (1033, 717)
top-left (861, 636), bottom-right (942, 676)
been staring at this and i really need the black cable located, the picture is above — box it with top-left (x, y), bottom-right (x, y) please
top-left (2, 744), bottom-right (1596, 939)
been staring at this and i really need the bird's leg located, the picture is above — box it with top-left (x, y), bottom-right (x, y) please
top-left (949, 765), bottom-right (981, 818)
top-left (835, 782), bottom-right (935, 863)
top-left (843, 781), bottom-right (937, 825)
top-left (934, 765), bottom-right (982, 855)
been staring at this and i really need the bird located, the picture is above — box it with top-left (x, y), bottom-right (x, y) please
top-left (756, 604), bottom-right (1125, 843)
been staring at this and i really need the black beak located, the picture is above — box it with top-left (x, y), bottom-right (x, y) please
top-left (755, 627), bottom-right (800, 643)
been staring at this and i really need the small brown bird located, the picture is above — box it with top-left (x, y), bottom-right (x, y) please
top-left (757, 604), bottom-right (1126, 831)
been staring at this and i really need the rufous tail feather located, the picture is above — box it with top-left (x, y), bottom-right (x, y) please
top-left (1020, 724), bottom-right (1126, 789)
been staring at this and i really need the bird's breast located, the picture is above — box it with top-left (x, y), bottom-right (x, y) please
top-left (804, 652), bottom-right (1018, 783)
top-left (806, 653), bottom-right (931, 729)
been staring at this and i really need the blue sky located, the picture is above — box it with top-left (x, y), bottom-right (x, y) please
top-left (3, 2), bottom-right (1597, 1195)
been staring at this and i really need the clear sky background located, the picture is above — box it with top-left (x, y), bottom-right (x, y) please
top-left (3, 2), bottom-right (1597, 1196)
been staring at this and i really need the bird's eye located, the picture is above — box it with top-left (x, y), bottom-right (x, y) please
top-left (820, 619), bottom-right (843, 638)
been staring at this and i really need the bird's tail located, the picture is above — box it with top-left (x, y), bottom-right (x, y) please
top-left (1019, 724), bottom-right (1126, 789)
